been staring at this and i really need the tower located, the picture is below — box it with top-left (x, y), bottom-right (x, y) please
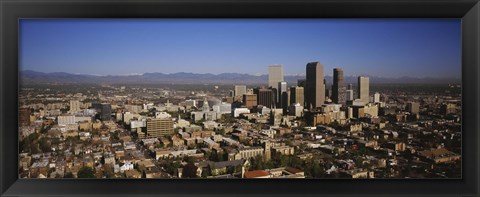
top-left (305, 62), bottom-right (325, 109)
top-left (358, 76), bottom-right (370, 103)
top-left (332, 68), bottom-right (346, 105)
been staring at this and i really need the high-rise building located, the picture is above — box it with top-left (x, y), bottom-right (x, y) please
top-left (234, 85), bottom-right (247, 97)
top-left (69, 100), bottom-right (81, 113)
top-left (254, 88), bottom-right (274, 108)
top-left (243, 94), bottom-right (257, 109)
top-left (278, 81), bottom-right (288, 110)
top-left (290, 86), bottom-right (304, 106)
top-left (305, 62), bottom-right (325, 109)
top-left (358, 76), bottom-right (370, 104)
top-left (347, 83), bottom-right (353, 90)
top-left (146, 118), bottom-right (174, 138)
top-left (268, 65), bottom-right (284, 88)
top-left (93, 103), bottom-right (112, 121)
top-left (406, 102), bottom-right (420, 114)
top-left (332, 68), bottom-right (346, 105)
top-left (346, 90), bottom-right (354, 101)
top-left (374, 92), bottom-right (381, 103)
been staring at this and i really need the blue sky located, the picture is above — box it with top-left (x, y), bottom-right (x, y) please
top-left (19, 19), bottom-right (461, 78)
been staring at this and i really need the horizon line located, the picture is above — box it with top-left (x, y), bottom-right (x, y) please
top-left (20, 69), bottom-right (462, 80)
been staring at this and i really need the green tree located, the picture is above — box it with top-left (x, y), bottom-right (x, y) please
top-left (77, 166), bottom-right (95, 178)
top-left (64, 172), bottom-right (74, 178)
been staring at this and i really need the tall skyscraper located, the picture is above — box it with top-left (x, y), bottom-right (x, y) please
top-left (305, 62), bottom-right (325, 109)
top-left (358, 76), bottom-right (370, 103)
top-left (332, 68), bottom-right (346, 105)
top-left (234, 85), bottom-right (247, 97)
top-left (268, 65), bottom-right (284, 88)
top-left (290, 86), bottom-right (304, 106)
top-left (278, 81), bottom-right (287, 104)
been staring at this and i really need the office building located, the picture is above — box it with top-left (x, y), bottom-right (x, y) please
top-left (332, 68), bottom-right (346, 105)
top-left (290, 86), bottom-right (304, 106)
top-left (406, 102), bottom-right (420, 114)
top-left (268, 65), bottom-right (284, 88)
top-left (93, 103), bottom-right (112, 121)
top-left (347, 83), bottom-right (353, 90)
top-left (278, 81), bottom-right (288, 112)
top-left (358, 76), bottom-right (370, 104)
top-left (346, 90), bottom-right (354, 101)
top-left (289, 103), bottom-right (304, 117)
top-left (234, 85), bottom-right (247, 97)
top-left (146, 118), bottom-right (174, 138)
top-left (254, 88), bottom-right (274, 108)
top-left (374, 92), bottom-right (381, 103)
top-left (305, 62), bottom-right (325, 109)
top-left (243, 94), bottom-right (257, 109)
top-left (69, 100), bottom-right (81, 113)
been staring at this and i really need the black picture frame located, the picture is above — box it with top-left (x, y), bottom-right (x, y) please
top-left (1, 0), bottom-right (479, 196)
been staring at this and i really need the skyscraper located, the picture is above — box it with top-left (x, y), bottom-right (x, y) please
top-left (305, 62), bottom-right (325, 109)
top-left (234, 85), bottom-right (247, 97)
top-left (332, 68), bottom-right (346, 105)
top-left (358, 76), bottom-right (370, 103)
top-left (290, 86), bottom-right (304, 106)
top-left (278, 81), bottom-right (287, 104)
top-left (268, 65), bottom-right (284, 88)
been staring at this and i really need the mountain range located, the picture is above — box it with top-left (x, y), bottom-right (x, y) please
top-left (20, 70), bottom-right (461, 85)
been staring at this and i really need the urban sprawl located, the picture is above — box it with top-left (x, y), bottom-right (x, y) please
top-left (19, 62), bottom-right (462, 179)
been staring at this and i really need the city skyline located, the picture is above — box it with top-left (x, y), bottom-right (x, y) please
top-left (20, 19), bottom-right (461, 78)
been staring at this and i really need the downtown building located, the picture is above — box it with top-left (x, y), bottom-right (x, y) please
top-left (234, 85), bottom-right (247, 97)
top-left (254, 87), bottom-right (275, 108)
top-left (305, 62), bottom-right (325, 109)
top-left (268, 65), bottom-right (284, 104)
top-left (358, 76), bottom-right (370, 104)
top-left (290, 86), bottom-right (304, 106)
top-left (146, 118), bottom-right (174, 138)
top-left (332, 68), bottom-right (346, 105)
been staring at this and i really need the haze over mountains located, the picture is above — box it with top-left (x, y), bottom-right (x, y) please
top-left (20, 70), bottom-right (461, 85)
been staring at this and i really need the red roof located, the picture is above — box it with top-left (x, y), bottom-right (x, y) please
top-left (285, 167), bottom-right (303, 174)
top-left (244, 170), bottom-right (270, 178)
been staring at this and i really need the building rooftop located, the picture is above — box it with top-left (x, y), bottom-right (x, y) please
top-left (244, 170), bottom-right (270, 178)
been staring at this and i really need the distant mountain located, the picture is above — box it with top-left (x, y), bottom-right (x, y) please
top-left (19, 70), bottom-right (461, 85)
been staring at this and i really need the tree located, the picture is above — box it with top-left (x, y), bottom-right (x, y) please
top-left (182, 163), bottom-right (198, 178)
top-left (77, 166), bottom-right (95, 178)
top-left (201, 166), bottom-right (211, 178)
top-left (64, 172), bottom-right (74, 178)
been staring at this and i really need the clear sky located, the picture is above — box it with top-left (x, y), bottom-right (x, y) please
top-left (19, 19), bottom-right (461, 78)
